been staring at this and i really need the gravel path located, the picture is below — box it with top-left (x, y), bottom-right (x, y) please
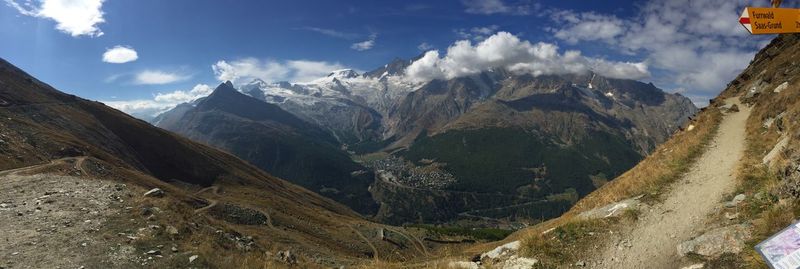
top-left (594, 98), bottom-right (750, 269)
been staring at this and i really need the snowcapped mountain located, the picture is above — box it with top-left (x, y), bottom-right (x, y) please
top-left (237, 63), bottom-right (422, 149)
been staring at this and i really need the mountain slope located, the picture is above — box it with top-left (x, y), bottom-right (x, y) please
top-left (155, 82), bottom-right (378, 214)
top-left (442, 33), bottom-right (800, 269)
top-left (0, 57), bottom-right (418, 267)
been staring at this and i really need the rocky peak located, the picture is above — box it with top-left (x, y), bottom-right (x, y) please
top-left (327, 69), bottom-right (360, 79)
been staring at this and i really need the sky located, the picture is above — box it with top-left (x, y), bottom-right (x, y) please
top-left (0, 0), bottom-right (773, 118)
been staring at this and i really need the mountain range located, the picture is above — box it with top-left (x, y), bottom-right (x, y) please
top-left (155, 57), bottom-right (698, 225)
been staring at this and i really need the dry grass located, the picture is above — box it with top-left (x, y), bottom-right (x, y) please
top-left (520, 218), bottom-right (616, 267)
top-left (569, 108), bottom-right (722, 212)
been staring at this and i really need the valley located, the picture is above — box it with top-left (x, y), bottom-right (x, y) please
top-left (155, 61), bottom-right (696, 229)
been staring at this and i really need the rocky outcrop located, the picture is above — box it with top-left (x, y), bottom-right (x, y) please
top-left (677, 224), bottom-right (752, 259)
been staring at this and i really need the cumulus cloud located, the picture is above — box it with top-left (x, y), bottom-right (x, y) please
top-left (133, 70), bottom-right (190, 85)
top-left (351, 33), bottom-right (377, 51)
top-left (5, 0), bottom-right (105, 37)
top-left (461, 0), bottom-right (530, 15)
top-left (212, 58), bottom-right (347, 84)
top-left (547, 0), bottom-right (771, 99)
top-left (405, 32), bottom-right (649, 83)
top-left (103, 84), bottom-right (212, 119)
top-left (102, 46), bottom-right (138, 64)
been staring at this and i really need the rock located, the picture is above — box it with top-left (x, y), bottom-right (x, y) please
top-left (166, 225), bottom-right (179, 236)
top-left (143, 188), bottom-right (164, 198)
top-left (728, 104), bottom-right (739, 112)
top-left (686, 124), bottom-right (696, 131)
top-left (448, 261), bottom-right (479, 269)
top-left (481, 241), bottom-right (521, 261)
top-left (578, 195), bottom-right (645, 220)
top-left (277, 250), bottom-right (297, 265)
top-left (725, 194), bottom-right (746, 208)
top-left (677, 224), bottom-right (752, 259)
top-left (146, 250), bottom-right (161, 255)
top-left (763, 136), bottom-right (790, 166)
top-left (732, 194), bottom-right (746, 204)
top-left (575, 260), bottom-right (587, 267)
top-left (171, 246), bottom-right (178, 252)
top-left (189, 255), bottom-right (199, 263)
top-left (498, 255), bottom-right (538, 269)
top-left (724, 212), bottom-right (739, 220)
top-left (681, 264), bottom-right (704, 269)
top-left (774, 82), bottom-right (789, 93)
top-left (470, 254), bottom-right (482, 263)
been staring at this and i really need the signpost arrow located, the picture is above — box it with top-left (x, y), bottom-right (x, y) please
top-left (740, 7), bottom-right (800, 34)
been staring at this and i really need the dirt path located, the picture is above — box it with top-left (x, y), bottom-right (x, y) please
top-left (594, 99), bottom-right (750, 269)
top-left (193, 186), bottom-right (220, 214)
top-left (349, 225), bottom-right (379, 261)
top-left (0, 156), bottom-right (87, 177)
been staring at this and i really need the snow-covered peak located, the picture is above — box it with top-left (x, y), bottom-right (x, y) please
top-left (327, 69), bottom-right (360, 79)
top-left (244, 78), bottom-right (270, 88)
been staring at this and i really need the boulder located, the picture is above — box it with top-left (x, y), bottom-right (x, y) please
top-left (774, 82), bottom-right (789, 93)
top-left (481, 241), bottom-right (520, 261)
top-left (497, 255), bottom-right (538, 269)
top-left (677, 224), bottom-right (752, 259)
top-left (578, 195), bottom-right (645, 220)
top-left (728, 104), bottom-right (739, 112)
top-left (143, 188), bottom-right (164, 198)
top-left (189, 255), bottom-right (199, 263)
top-left (448, 261), bottom-right (480, 269)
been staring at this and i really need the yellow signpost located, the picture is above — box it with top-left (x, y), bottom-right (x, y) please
top-left (739, 7), bottom-right (800, 34)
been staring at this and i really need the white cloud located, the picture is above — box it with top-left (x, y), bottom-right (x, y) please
top-left (351, 33), bottom-right (377, 51)
top-left (418, 42), bottom-right (434, 51)
top-left (547, 0), bottom-right (771, 96)
top-left (212, 58), bottom-right (347, 84)
top-left (133, 70), bottom-right (190, 85)
top-left (103, 84), bottom-right (212, 119)
top-left (455, 25), bottom-right (501, 41)
top-left (405, 32), bottom-right (649, 83)
top-left (102, 46), bottom-right (138, 64)
top-left (461, 0), bottom-right (529, 15)
top-left (5, 0), bottom-right (105, 37)
top-left (301, 27), bottom-right (359, 39)
top-left (551, 12), bottom-right (624, 44)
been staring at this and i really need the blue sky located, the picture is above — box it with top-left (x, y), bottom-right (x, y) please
top-left (0, 0), bottom-right (771, 117)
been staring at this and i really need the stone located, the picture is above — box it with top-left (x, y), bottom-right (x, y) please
top-left (277, 250), bottom-right (297, 265)
top-left (724, 212), bottom-right (739, 220)
top-left (164, 225), bottom-right (180, 236)
top-left (189, 255), bottom-right (199, 263)
top-left (143, 188), bottom-right (164, 198)
top-left (481, 241), bottom-right (521, 260)
top-left (681, 264), bottom-right (704, 269)
top-left (448, 261), bottom-right (479, 269)
top-left (774, 82), bottom-right (789, 93)
top-left (729, 104), bottom-right (739, 112)
top-left (576, 260), bottom-right (587, 267)
top-left (677, 224), bottom-right (752, 259)
top-left (146, 250), bottom-right (161, 255)
top-left (578, 195), bottom-right (645, 220)
top-left (498, 255), bottom-right (538, 269)
top-left (725, 194), bottom-right (746, 208)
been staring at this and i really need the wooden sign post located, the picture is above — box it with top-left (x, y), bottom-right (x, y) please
top-left (740, 7), bottom-right (800, 34)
